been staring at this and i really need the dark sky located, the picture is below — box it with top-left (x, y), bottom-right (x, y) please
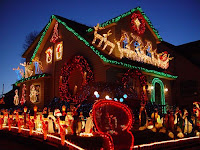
top-left (0, 0), bottom-right (200, 94)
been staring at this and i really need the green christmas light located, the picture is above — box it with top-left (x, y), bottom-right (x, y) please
top-left (15, 73), bottom-right (48, 86)
top-left (29, 15), bottom-right (177, 79)
top-left (150, 78), bottom-right (166, 114)
top-left (86, 6), bottom-right (162, 41)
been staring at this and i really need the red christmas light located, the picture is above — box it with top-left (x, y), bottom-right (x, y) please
top-left (50, 21), bottom-right (59, 43)
top-left (122, 69), bottom-right (147, 104)
top-left (20, 84), bottom-right (26, 105)
top-left (92, 100), bottom-right (134, 149)
top-left (59, 56), bottom-right (94, 103)
top-left (131, 12), bottom-right (146, 35)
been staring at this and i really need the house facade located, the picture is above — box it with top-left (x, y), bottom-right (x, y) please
top-left (14, 7), bottom-right (178, 112)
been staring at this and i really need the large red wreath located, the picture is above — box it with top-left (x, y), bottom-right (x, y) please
top-left (59, 56), bottom-right (94, 103)
top-left (131, 12), bottom-right (146, 35)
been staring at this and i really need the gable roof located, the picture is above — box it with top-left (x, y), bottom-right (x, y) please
top-left (176, 40), bottom-right (200, 67)
top-left (86, 6), bottom-right (162, 42)
top-left (26, 12), bottom-right (177, 79)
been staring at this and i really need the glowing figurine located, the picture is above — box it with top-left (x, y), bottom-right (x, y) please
top-left (30, 84), bottom-right (37, 103)
top-left (32, 57), bottom-right (43, 74)
top-left (13, 89), bottom-right (19, 105)
top-left (20, 62), bottom-right (33, 78)
top-left (20, 84), bottom-right (26, 105)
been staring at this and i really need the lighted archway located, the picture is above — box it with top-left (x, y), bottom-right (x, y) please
top-left (151, 78), bottom-right (166, 114)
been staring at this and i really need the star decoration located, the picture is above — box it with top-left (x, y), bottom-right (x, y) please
top-left (134, 18), bottom-right (141, 30)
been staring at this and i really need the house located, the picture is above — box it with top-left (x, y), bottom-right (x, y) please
top-left (14, 7), bottom-right (178, 112)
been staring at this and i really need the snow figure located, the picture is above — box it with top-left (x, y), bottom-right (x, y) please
top-left (13, 67), bottom-right (24, 79)
top-left (183, 109), bottom-right (193, 135)
top-left (65, 112), bottom-right (73, 134)
top-left (30, 84), bottom-right (37, 103)
top-left (85, 110), bottom-right (94, 133)
top-left (35, 115), bottom-right (43, 133)
top-left (193, 102), bottom-right (200, 127)
top-left (20, 62), bottom-right (33, 78)
top-left (47, 114), bottom-right (56, 133)
top-left (139, 103), bottom-right (148, 131)
top-left (20, 84), bottom-right (26, 105)
top-left (33, 57), bottom-right (43, 74)
top-left (54, 109), bottom-right (62, 133)
top-left (13, 89), bottom-right (19, 105)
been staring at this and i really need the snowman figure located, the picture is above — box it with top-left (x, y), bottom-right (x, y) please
top-left (14, 89), bottom-right (19, 105)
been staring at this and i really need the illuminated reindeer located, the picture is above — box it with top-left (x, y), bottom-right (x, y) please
top-left (102, 30), bottom-right (115, 55)
top-left (114, 36), bottom-right (125, 59)
top-left (92, 23), bottom-right (105, 47)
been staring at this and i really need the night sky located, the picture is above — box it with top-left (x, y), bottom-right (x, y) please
top-left (0, 0), bottom-right (200, 94)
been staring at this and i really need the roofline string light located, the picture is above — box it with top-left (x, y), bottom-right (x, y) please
top-left (86, 7), bottom-right (162, 41)
top-left (29, 15), bottom-right (177, 79)
top-left (15, 74), bottom-right (48, 86)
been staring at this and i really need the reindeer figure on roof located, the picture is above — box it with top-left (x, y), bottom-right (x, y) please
top-left (92, 23), bottom-right (105, 47)
top-left (102, 30), bottom-right (115, 55)
top-left (114, 36), bottom-right (125, 59)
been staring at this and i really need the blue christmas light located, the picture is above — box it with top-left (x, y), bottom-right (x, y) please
top-left (123, 94), bottom-right (128, 99)
top-left (96, 94), bottom-right (100, 98)
top-left (114, 98), bottom-right (118, 101)
top-left (120, 98), bottom-right (124, 102)
top-left (123, 36), bottom-right (128, 48)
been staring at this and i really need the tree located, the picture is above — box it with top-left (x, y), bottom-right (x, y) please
top-left (23, 31), bottom-right (38, 51)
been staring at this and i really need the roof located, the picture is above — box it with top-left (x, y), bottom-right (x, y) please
top-left (176, 40), bottom-right (200, 67)
top-left (54, 15), bottom-right (90, 36)
top-left (86, 6), bottom-right (162, 41)
top-left (25, 10), bottom-right (177, 79)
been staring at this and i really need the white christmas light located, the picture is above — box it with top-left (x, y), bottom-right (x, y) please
top-left (105, 95), bottom-right (110, 100)
top-left (94, 91), bottom-right (98, 95)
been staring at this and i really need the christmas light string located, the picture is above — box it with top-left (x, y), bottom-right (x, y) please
top-left (15, 73), bottom-right (48, 86)
top-left (92, 100), bottom-right (134, 149)
top-left (2, 126), bottom-right (84, 150)
top-left (50, 21), bottom-right (59, 43)
top-left (29, 15), bottom-right (177, 79)
top-left (86, 7), bottom-right (162, 41)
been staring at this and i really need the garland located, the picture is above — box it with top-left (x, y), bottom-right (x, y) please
top-left (15, 73), bottom-right (48, 86)
top-left (59, 56), bottom-right (94, 103)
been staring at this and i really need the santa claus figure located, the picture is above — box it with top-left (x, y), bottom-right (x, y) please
top-left (193, 102), bottom-right (200, 127)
